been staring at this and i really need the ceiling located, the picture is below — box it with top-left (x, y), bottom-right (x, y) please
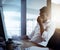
top-left (2, 0), bottom-right (20, 12)
top-left (2, 0), bottom-right (47, 14)
top-left (2, 0), bottom-right (60, 14)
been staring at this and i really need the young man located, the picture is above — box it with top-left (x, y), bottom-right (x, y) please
top-left (20, 6), bottom-right (56, 49)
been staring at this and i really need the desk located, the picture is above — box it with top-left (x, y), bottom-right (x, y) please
top-left (13, 40), bottom-right (25, 50)
top-left (12, 40), bottom-right (36, 50)
top-left (12, 40), bottom-right (49, 50)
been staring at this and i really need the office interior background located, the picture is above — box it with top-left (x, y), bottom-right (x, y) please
top-left (3, 0), bottom-right (47, 39)
top-left (2, 0), bottom-right (60, 40)
top-left (1, 0), bottom-right (60, 50)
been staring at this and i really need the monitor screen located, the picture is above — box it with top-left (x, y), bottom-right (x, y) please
top-left (0, 8), bottom-right (8, 41)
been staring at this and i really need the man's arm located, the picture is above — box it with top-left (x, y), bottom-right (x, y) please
top-left (42, 20), bottom-right (56, 42)
top-left (29, 41), bottom-right (47, 48)
top-left (21, 40), bottom-right (47, 48)
top-left (37, 16), bottom-right (44, 35)
top-left (20, 24), bottom-right (39, 40)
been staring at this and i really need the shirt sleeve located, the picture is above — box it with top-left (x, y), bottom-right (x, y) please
top-left (39, 20), bottom-right (56, 46)
top-left (28, 23), bottom-right (40, 39)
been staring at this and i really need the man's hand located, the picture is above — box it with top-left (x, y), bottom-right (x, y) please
top-left (37, 16), bottom-right (43, 25)
top-left (20, 40), bottom-right (33, 48)
top-left (20, 35), bottom-right (30, 40)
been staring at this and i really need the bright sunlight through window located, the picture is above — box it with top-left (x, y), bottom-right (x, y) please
top-left (52, 0), bottom-right (60, 28)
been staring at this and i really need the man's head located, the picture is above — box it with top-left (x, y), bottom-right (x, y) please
top-left (39, 6), bottom-right (48, 23)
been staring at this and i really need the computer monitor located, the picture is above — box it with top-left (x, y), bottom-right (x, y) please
top-left (0, 8), bottom-right (8, 41)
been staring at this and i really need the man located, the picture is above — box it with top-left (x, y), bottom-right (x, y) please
top-left (20, 6), bottom-right (56, 49)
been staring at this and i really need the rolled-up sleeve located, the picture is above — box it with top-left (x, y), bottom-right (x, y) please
top-left (28, 23), bottom-right (40, 39)
top-left (39, 20), bottom-right (56, 46)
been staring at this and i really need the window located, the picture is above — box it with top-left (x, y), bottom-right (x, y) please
top-left (3, 0), bottom-right (21, 38)
top-left (52, 0), bottom-right (60, 28)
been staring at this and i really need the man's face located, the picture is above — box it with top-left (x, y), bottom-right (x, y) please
top-left (39, 11), bottom-right (48, 23)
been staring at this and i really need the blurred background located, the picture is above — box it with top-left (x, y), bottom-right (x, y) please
top-left (2, 0), bottom-right (47, 39)
top-left (0, 0), bottom-right (60, 50)
top-left (2, 0), bottom-right (60, 40)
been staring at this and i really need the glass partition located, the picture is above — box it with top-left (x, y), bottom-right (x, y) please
top-left (2, 0), bottom-right (21, 39)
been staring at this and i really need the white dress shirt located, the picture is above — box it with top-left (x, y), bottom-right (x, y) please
top-left (28, 19), bottom-right (56, 46)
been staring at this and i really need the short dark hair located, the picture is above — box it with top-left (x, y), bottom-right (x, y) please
top-left (40, 6), bottom-right (48, 13)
